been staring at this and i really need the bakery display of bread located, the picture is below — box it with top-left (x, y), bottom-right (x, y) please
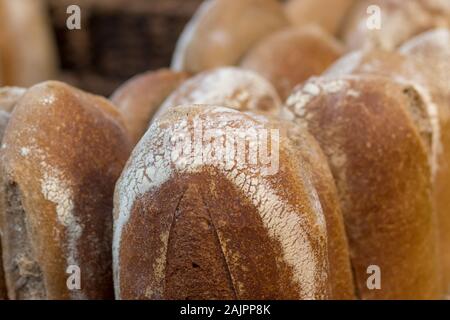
top-left (171, 0), bottom-right (287, 74)
top-left (241, 26), bottom-right (344, 99)
top-left (283, 75), bottom-right (443, 299)
top-left (0, 81), bottom-right (132, 299)
top-left (155, 67), bottom-right (282, 120)
top-left (0, 0), bottom-right (58, 87)
top-left (111, 69), bottom-right (189, 146)
top-left (0, 0), bottom-right (449, 302)
top-left (284, 0), bottom-right (355, 35)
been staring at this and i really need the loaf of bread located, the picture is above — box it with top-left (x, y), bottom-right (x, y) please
top-left (284, 0), bottom-right (355, 35)
top-left (155, 67), bottom-right (282, 120)
top-left (241, 26), bottom-right (344, 99)
top-left (113, 105), bottom-right (341, 299)
top-left (283, 75), bottom-right (442, 299)
top-left (0, 0), bottom-right (58, 86)
top-left (0, 81), bottom-right (132, 299)
top-left (110, 69), bottom-right (189, 146)
top-left (171, 0), bottom-right (287, 74)
top-left (325, 29), bottom-right (450, 294)
top-left (341, 0), bottom-right (444, 50)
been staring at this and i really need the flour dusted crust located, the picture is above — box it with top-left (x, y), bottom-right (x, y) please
top-left (284, 75), bottom-right (442, 299)
top-left (284, 0), bottom-right (355, 35)
top-left (325, 32), bottom-right (450, 294)
top-left (155, 67), bottom-right (282, 120)
top-left (341, 0), bottom-right (446, 51)
top-left (111, 69), bottom-right (189, 146)
top-left (113, 105), bottom-right (331, 299)
top-left (0, 81), bottom-right (132, 299)
top-left (241, 26), bottom-right (344, 99)
top-left (171, 0), bottom-right (287, 73)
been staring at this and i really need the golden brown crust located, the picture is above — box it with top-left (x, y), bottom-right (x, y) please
top-left (110, 69), bottom-right (189, 146)
top-left (325, 32), bottom-right (450, 294)
top-left (171, 0), bottom-right (287, 73)
top-left (241, 26), bottom-right (344, 99)
top-left (114, 106), bottom-right (330, 299)
top-left (0, 81), bottom-right (132, 299)
top-left (284, 75), bottom-right (442, 299)
top-left (284, 0), bottom-right (355, 35)
top-left (155, 67), bottom-right (282, 119)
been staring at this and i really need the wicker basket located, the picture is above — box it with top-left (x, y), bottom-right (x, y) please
top-left (46, 0), bottom-right (203, 96)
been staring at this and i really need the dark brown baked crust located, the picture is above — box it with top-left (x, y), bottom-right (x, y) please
top-left (0, 81), bottom-right (132, 299)
top-left (284, 75), bottom-right (442, 299)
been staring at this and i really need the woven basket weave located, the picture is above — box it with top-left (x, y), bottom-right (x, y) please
top-left (46, 0), bottom-right (203, 95)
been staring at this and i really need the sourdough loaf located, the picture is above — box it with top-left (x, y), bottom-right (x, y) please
top-left (171, 0), bottom-right (287, 73)
top-left (0, 81), bottom-right (132, 299)
top-left (155, 67), bottom-right (282, 120)
top-left (113, 105), bottom-right (333, 299)
top-left (325, 29), bottom-right (450, 294)
top-left (241, 26), bottom-right (344, 99)
top-left (111, 69), bottom-right (189, 146)
top-left (283, 75), bottom-right (442, 299)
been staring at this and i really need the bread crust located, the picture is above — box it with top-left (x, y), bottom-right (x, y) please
top-left (284, 75), bottom-right (442, 299)
top-left (241, 26), bottom-right (344, 99)
top-left (325, 31), bottom-right (450, 294)
top-left (156, 67), bottom-right (282, 120)
top-left (111, 69), bottom-right (189, 146)
top-left (0, 81), bottom-right (132, 299)
top-left (114, 105), bottom-right (331, 299)
top-left (171, 0), bottom-right (287, 73)
top-left (0, 109), bottom-right (9, 300)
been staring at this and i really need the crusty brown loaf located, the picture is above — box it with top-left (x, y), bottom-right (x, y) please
top-left (241, 26), bottom-right (344, 99)
top-left (110, 69), bottom-right (189, 146)
top-left (171, 0), bottom-right (287, 73)
top-left (284, 0), bottom-right (355, 35)
top-left (0, 81), bottom-right (132, 299)
top-left (113, 105), bottom-right (333, 299)
top-left (325, 29), bottom-right (450, 294)
top-left (155, 67), bottom-right (282, 120)
top-left (283, 75), bottom-right (442, 299)
top-left (341, 0), bottom-right (446, 50)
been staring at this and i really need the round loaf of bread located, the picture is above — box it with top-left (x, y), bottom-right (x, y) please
top-left (171, 0), bottom-right (287, 74)
top-left (155, 67), bottom-right (282, 120)
top-left (341, 0), bottom-right (443, 50)
top-left (0, 81), bottom-right (132, 299)
top-left (325, 30), bottom-right (450, 294)
top-left (283, 75), bottom-right (442, 299)
top-left (113, 105), bottom-right (334, 299)
top-left (241, 26), bottom-right (344, 99)
top-left (284, 0), bottom-right (355, 35)
top-left (0, 0), bottom-right (58, 86)
top-left (110, 69), bottom-right (189, 146)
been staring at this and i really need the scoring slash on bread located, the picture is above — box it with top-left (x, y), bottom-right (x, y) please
top-left (113, 105), bottom-right (342, 299)
top-left (155, 67), bottom-right (282, 120)
top-left (0, 81), bottom-right (132, 299)
top-left (110, 69), bottom-right (189, 146)
top-left (171, 0), bottom-right (287, 74)
top-left (283, 75), bottom-right (443, 299)
top-left (241, 26), bottom-right (344, 100)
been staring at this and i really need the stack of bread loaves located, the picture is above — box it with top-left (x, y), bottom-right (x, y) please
top-left (0, 0), bottom-right (449, 300)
